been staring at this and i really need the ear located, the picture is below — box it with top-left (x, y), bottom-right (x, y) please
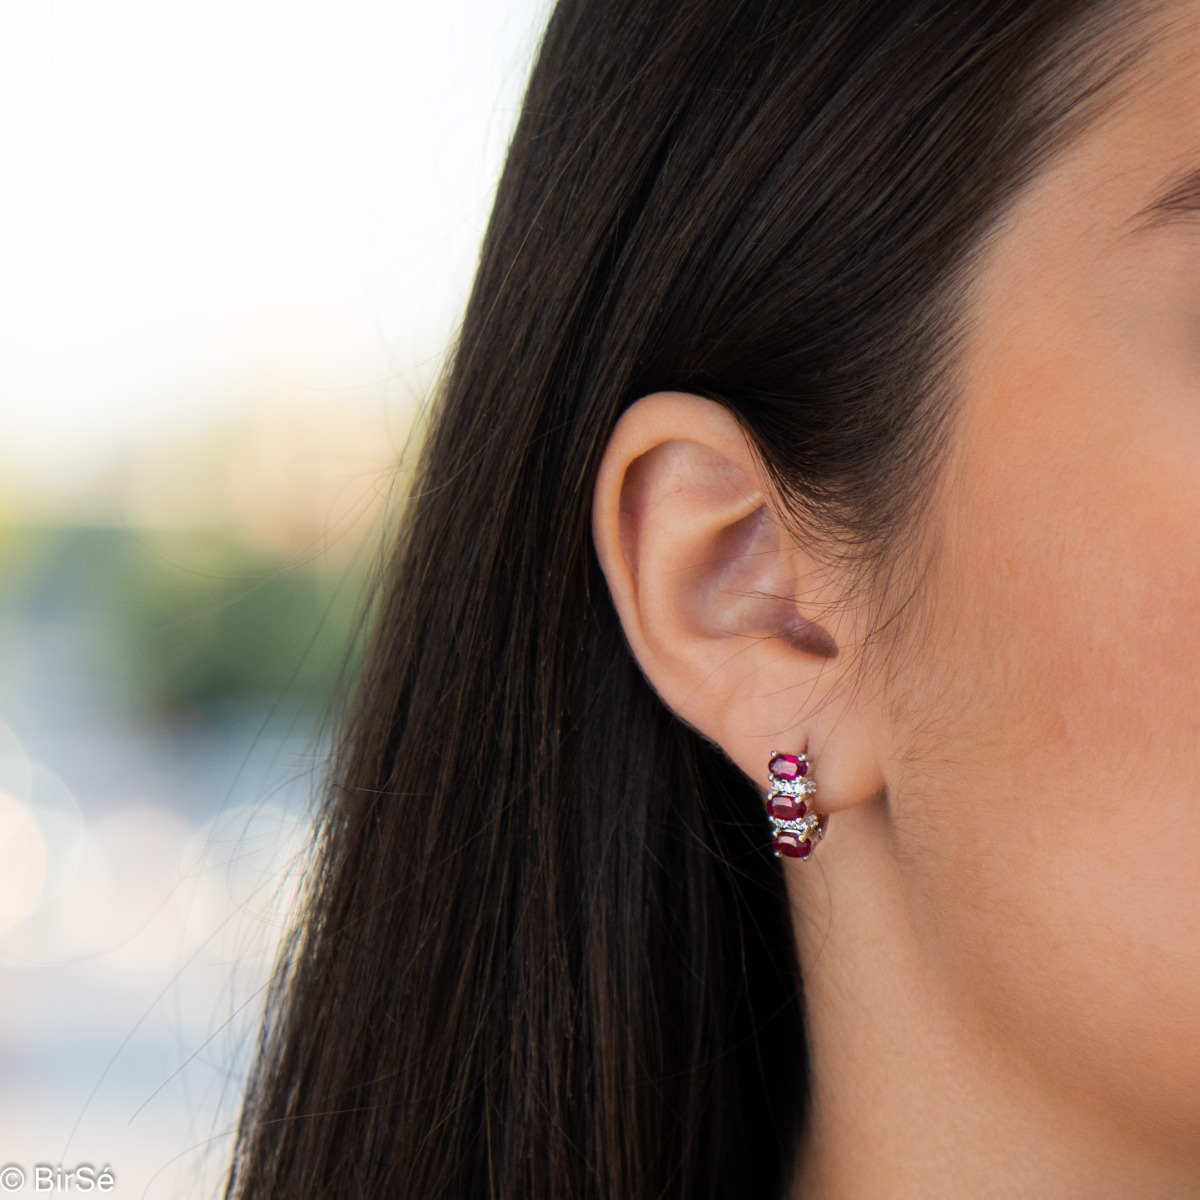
top-left (591, 391), bottom-right (886, 814)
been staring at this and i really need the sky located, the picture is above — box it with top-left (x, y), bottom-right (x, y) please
top-left (0, 0), bottom-right (553, 499)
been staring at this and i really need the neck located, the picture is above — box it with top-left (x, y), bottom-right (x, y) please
top-left (786, 799), bottom-right (1200, 1200)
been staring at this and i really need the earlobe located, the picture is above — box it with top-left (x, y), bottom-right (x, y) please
top-left (591, 391), bottom-right (870, 801)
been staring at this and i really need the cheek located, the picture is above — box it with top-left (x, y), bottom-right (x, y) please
top-left (899, 384), bottom-right (1200, 1139)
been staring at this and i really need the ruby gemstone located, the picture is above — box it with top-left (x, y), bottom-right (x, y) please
top-left (768, 753), bottom-right (806, 779)
top-left (773, 831), bottom-right (812, 859)
top-left (766, 794), bottom-right (807, 821)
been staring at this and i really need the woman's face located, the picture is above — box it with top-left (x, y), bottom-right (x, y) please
top-left (888, 0), bottom-right (1200, 1149)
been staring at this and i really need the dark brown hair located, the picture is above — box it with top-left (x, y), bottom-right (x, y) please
top-left (222, 2), bottom-right (1161, 1196)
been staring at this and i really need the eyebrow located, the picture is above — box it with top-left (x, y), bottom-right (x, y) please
top-left (1121, 165), bottom-right (1200, 236)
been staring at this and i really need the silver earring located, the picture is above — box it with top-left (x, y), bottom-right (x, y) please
top-left (764, 747), bottom-right (827, 859)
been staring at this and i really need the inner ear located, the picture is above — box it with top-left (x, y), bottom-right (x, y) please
top-left (708, 502), bottom-right (841, 660)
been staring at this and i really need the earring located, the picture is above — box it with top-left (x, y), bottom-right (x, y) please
top-left (764, 747), bottom-right (827, 859)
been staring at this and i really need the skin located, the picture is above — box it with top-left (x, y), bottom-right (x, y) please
top-left (590, 4), bottom-right (1200, 1196)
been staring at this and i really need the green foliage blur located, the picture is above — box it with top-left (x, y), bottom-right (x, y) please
top-left (0, 521), bottom-right (372, 723)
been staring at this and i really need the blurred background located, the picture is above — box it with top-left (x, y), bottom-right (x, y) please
top-left (0, 0), bottom-right (550, 1194)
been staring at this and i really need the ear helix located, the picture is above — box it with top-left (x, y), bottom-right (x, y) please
top-left (764, 746), bottom-right (827, 859)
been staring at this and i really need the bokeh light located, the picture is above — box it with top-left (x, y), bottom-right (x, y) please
top-left (0, 0), bottom-right (552, 1193)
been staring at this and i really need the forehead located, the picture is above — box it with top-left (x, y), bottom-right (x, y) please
top-left (936, 3), bottom-right (1200, 516)
top-left (944, 3), bottom-right (1200, 410)
top-left (958, 3), bottom-right (1200, 352)
top-left (1017, 1), bottom-right (1200, 257)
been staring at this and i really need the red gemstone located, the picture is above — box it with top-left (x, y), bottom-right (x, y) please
top-left (768, 753), bottom-right (806, 779)
top-left (773, 831), bottom-right (812, 859)
top-left (766, 793), bottom-right (807, 821)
